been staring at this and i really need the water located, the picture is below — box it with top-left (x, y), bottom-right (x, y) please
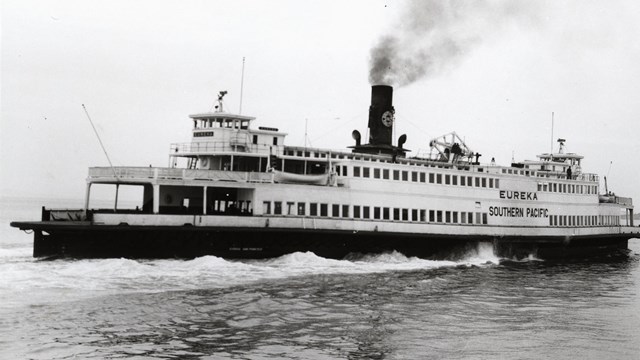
top-left (1, 196), bottom-right (639, 359)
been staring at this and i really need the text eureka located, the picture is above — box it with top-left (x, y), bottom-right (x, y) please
top-left (492, 190), bottom-right (548, 218)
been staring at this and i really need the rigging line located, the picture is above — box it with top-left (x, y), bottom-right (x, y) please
top-left (82, 104), bottom-right (119, 181)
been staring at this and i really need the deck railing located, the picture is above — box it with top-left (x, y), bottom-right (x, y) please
top-left (88, 167), bottom-right (274, 183)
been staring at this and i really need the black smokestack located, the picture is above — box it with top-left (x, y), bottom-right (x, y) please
top-left (368, 85), bottom-right (394, 146)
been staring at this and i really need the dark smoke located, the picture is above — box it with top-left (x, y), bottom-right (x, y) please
top-left (369, 0), bottom-right (539, 86)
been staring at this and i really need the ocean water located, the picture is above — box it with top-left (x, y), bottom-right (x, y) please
top-left (1, 196), bottom-right (638, 359)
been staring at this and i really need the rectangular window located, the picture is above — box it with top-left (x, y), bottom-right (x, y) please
top-left (475, 212), bottom-right (482, 224)
top-left (332, 204), bottom-right (340, 217)
top-left (445, 175), bottom-right (451, 185)
top-left (383, 169), bottom-right (390, 179)
top-left (436, 174), bottom-right (442, 184)
top-left (475, 177), bottom-right (480, 187)
top-left (252, 135), bottom-right (258, 144)
top-left (429, 173), bottom-right (435, 183)
top-left (263, 201), bottom-right (271, 215)
top-left (489, 178), bottom-right (494, 188)
top-left (483, 213), bottom-right (488, 224)
top-left (461, 212), bottom-right (467, 224)
top-left (495, 179), bottom-right (500, 189)
top-left (342, 205), bottom-right (349, 218)
top-left (468, 212), bottom-right (473, 224)
top-left (320, 203), bottom-right (328, 216)
top-left (402, 171), bottom-right (408, 181)
top-left (353, 166), bottom-right (361, 177)
top-left (287, 202), bottom-right (295, 215)
top-left (393, 170), bottom-right (400, 181)
top-left (453, 212), bottom-right (458, 223)
top-left (342, 166), bottom-right (348, 177)
top-left (374, 207), bottom-right (381, 219)
top-left (412, 171), bottom-right (418, 182)
top-left (445, 211), bottom-right (451, 223)
top-left (274, 201), bottom-right (282, 215)
top-left (420, 209), bottom-right (426, 222)
top-left (363, 167), bottom-right (370, 178)
top-left (374, 168), bottom-right (381, 179)
top-left (393, 208), bottom-right (400, 220)
top-left (460, 176), bottom-right (466, 186)
top-left (363, 206), bottom-right (370, 219)
top-left (273, 137), bottom-right (278, 145)
top-left (354, 206), bottom-right (361, 219)
top-left (310, 203), bottom-right (318, 216)
top-left (482, 178), bottom-right (487, 188)
top-left (402, 208), bottom-right (409, 221)
top-left (452, 176), bottom-right (458, 186)
top-left (437, 210), bottom-right (443, 223)
top-left (420, 173), bottom-right (426, 183)
top-left (297, 202), bottom-right (305, 216)
top-left (383, 207), bottom-right (390, 220)
top-left (467, 176), bottom-right (473, 187)
top-left (429, 210), bottom-right (435, 222)
top-left (412, 209), bottom-right (418, 221)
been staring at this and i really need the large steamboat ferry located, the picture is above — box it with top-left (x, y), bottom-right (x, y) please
top-left (11, 86), bottom-right (638, 259)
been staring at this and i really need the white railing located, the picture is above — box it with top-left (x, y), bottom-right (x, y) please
top-left (88, 167), bottom-right (274, 183)
top-left (170, 142), bottom-right (275, 155)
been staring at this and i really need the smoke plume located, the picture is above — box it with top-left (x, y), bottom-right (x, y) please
top-left (369, 0), bottom-right (539, 86)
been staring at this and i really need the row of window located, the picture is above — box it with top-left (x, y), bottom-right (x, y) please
top-left (349, 166), bottom-right (500, 189)
top-left (548, 215), bottom-right (621, 227)
top-left (262, 201), bottom-right (489, 225)
top-left (538, 182), bottom-right (597, 195)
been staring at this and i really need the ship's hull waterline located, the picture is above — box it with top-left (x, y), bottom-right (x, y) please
top-left (13, 221), bottom-right (631, 260)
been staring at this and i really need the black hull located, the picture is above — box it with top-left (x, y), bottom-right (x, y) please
top-left (13, 222), bottom-right (632, 260)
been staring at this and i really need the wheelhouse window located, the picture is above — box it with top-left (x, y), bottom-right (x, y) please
top-left (274, 201), bottom-right (282, 215)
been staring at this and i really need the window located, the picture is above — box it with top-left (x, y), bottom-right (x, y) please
top-left (445, 211), bottom-right (451, 223)
top-left (393, 170), bottom-right (400, 181)
top-left (374, 168), bottom-right (381, 179)
top-left (429, 210), bottom-right (435, 222)
top-left (461, 212), bottom-right (467, 224)
top-left (342, 166), bottom-right (348, 176)
top-left (452, 176), bottom-right (458, 186)
top-left (402, 208), bottom-right (409, 221)
top-left (363, 167), bottom-right (370, 178)
top-left (412, 172), bottom-right (418, 182)
top-left (383, 207), bottom-right (390, 220)
top-left (445, 175), bottom-right (451, 185)
top-left (495, 179), bottom-right (500, 189)
top-left (437, 211), bottom-right (443, 222)
top-left (402, 171), bottom-right (408, 181)
top-left (252, 135), bottom-right (258, 144)
top-left (482, 213), bottom-right (488, 224)
top-left (320, 203), bottom-right (328, 216)
top-left (489, 178), bottom-right (493, 188)
top-left (475, 177), bottom-right (480, 187)
top-left (310, 203), bottom-right (318, 216)
top-left (461, 176), bottom-right (466, 186)
top-left (467, 176), bottom-right (472, 187)
top-left (353, 167), bottom-right (361, 177)
top-left (412, 209), bottom-right (418, 221)
top-left (263, 201), bottom-right (271, 215)
top-left (420, 173), bottom-right (426, 183)
top-left (393, 208), bottom-right (400, 220)
top-left (482, 178), bottom-right (487, 188)
top-left (429, 173), bottom-right (435, 183)
top-left (332, 204), bottom-right (340, 217)
top-left (274, 201), bottom-right (282, 215)
top-left (420, 209), bottom-right (426, 222)
top-left (273, 137), bottom-right (278, 145)
top-left (287, 202), bottom-right (295, 215)
top-left (363, 206), bottom-right (370, 219)
top-left (475, 212), bottom-right (482, 224)
top-left (453, 212), bottom-right (458, 223)
top-left (297, 202), bottom-right (305, 215)
top-left (342, 205), bottom-right (349, 218)
top-left (374, 207), bottom-right (381, 219)
top-left (468, 212), bottom-right (473, 224)
top-left (436, 174), bottom-right (442, 184)
top-left (383, 169), bottom-right (389, 179)
top-left (354, 206), bottom-right (361, 218)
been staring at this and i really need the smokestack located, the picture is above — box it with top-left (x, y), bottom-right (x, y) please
top-left (368, 85), bottom-right (394, 146)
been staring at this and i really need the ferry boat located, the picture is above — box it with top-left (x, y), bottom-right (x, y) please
top-left (10, 86), bottom-right (638, 259)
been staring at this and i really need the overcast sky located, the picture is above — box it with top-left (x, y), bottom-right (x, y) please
top-left (2, 0), bottom-right (639, 204)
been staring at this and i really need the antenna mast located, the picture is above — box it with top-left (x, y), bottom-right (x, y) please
top-left (551, 112), bottom-right (554, 153)
top-left (82, 104), bottom-right (119, 181)
top-left (239, 57), bottom-right (246, 114)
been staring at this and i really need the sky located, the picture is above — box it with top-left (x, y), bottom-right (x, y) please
top-left (1, 0), bottom-right (639, 205)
